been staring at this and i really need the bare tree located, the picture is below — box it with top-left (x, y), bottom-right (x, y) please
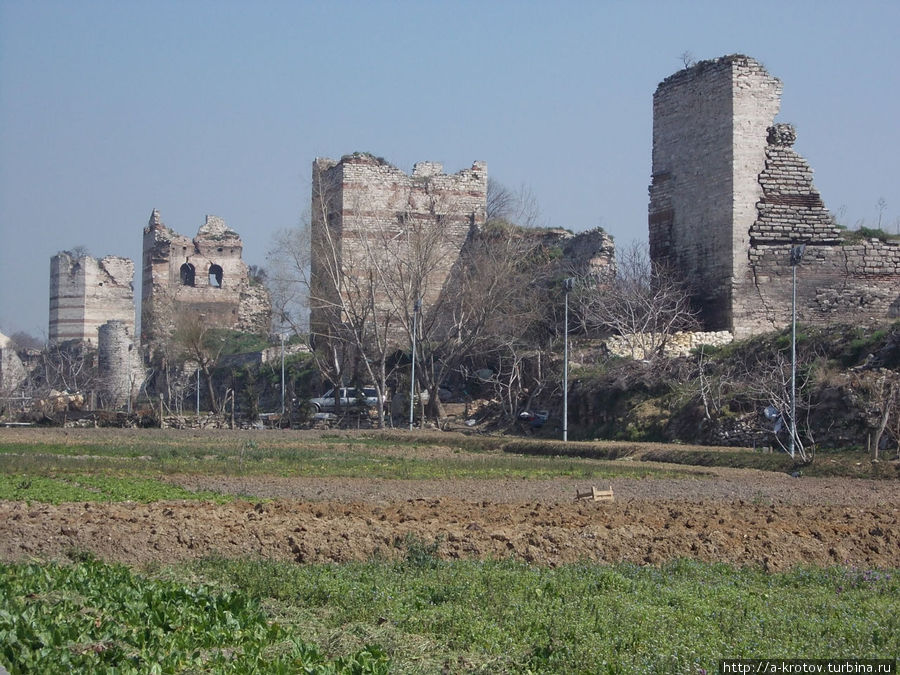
top-left (679, 51), bottom-right (696, 68)
top-left (42, 341), bottom-right (98, 395)
top-left (746, 348), bottom-right (818, 463)
top-left (266, 222), bottom-right (311, 336)
top-left (172, 317), bottom-right (227, 414)
top-left (852, 370), bottom-right (900, 461)
top-left (485, 178), bottom-right (545, 229)
top-left (306, 197), bottom-right (399, 425)
top-left (383, 219), bottom-right (562, 423)
top-left (575, 242), bottom-right (698, 360)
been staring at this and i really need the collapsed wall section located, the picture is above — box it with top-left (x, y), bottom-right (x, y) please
top-left (650, 54), bottom-right (899, 338)
top-left (141, 209), bottom-right (270, 343)
top-left (48, 253), bottom-right (135, 345)
top-left (737, 124), bottom-right (900, 332)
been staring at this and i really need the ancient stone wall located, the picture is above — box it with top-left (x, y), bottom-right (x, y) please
top-left (310, 154), bottom-right (487, 343)
top-left (98, 320), bottom-right (144, 408)
top-left (651, 55), bottom-right (900, 338)
top-left (48, 253), bottom-right (135, 345)
top-left (649, 55), bottom-right (782, 332)
top-left (141, 210), bottom-right (270, 343)
top-left (605, 330), bottom-right (733, 360)
top-left (0, 332), bottom-right (27, 395)
top-left (560, 227), bottom-right (616, 280)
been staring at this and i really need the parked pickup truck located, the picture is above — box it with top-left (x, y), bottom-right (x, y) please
top-left (308, 386), bottom-right (383, 413)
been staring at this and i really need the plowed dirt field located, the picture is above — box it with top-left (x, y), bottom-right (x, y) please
top-left (3, 468), bottom-right (898, 571)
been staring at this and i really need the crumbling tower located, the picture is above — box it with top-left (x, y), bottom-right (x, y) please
top-left (48, 253), bottom-right (135, 345)
top-left (98, 319), bottom-right (143, 409)
top-left (650, 55), bottom-right (899, 338)
top-left (649, 55), bottom-right (783, 335)
top-left (309, 154), bottom-right (488, 343)
top-left (141, 209), bottom-right (271, 344)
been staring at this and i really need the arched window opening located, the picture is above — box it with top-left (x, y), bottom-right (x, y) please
top-left (209, 264), bottom-right (223, 288)
top-left (180, 263), bottom-right (195, 286)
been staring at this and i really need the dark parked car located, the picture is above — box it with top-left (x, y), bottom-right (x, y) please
top-left (308, 386), bottom-right (383, 413)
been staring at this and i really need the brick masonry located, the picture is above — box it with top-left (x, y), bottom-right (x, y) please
top-left (309, 154), bottom-right (487, 343)
top-left (48, 253), bottom-right (135, 345)
top-left (98, 319), bottom-right (144, 408)
top-left (141, 209), bottom-right (270, 343)
top-left (650, 55), bottom-right (900, 338)
top-left (0, 331), bottom-right (27, 394)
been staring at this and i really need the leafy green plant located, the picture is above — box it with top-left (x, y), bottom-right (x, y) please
top-left (187, 558), bottom-right (900, 674)
top-left (0, 557), bottom-right (390, 674)
top-left (0, 473), bottom-right (232, 504)
top-left (395, 533), bottom-right (444, 569)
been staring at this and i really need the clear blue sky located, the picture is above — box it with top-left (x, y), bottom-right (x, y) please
top-left (1, 0), bottom-right (898, 338)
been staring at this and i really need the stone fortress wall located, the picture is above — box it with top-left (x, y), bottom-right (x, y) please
top-left (308, 154), bottom-right (619, 347)
top-left (37, 210), bottom-right (271, 409)
top-left (650, 55), bottom-right (900, 339)
top-left (0, 332), bottom-right (27, 395)
top-left (48, 252), bottom-right (135, 345)
top-left (309, 154), bottom-right (488, 342)
top-left (141, 209), bottom-right (270, 343)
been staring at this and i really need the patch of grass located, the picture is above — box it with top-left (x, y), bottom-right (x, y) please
top-left (640, 448), bottom-right (799, 473)
top-left (841, 226), bottom-right (900, 243)
top-left (504, 438), bottom-right (900, 478)
top-left (502, 438), bottom-right (639, 460)
top-left (0, 473), bottom-right (232, 504)
top-left (0, 556), bottom-right (388, 673)
top-left (3, 429), bottom-right (890, 483)
top-left (0, 433), bottom-right (690, 486)
top-left (181, 557), bottom-right (900, 674)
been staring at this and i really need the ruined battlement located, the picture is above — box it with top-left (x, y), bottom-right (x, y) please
top-left (48, 252), bottom-right (135, 345)
top-left (310, 155), bottom-right (487, 342)
top-left (141, 210), bottom-right (270, 343)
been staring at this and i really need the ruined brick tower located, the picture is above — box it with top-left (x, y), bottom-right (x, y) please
top-left (309, 154), bottom-right (487, 343)
top-left (98, 319), bottom-right (144, 408)
top-left (649, 55), bottom-right (783, 336)
top-left (141, 210), bottom-right (270, 343)
top-left (48, 253), bottom-right (135, 345)
top-left (649, 55), bottom-right (899, 338)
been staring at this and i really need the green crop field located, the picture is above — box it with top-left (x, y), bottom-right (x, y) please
top-left (1, 428), bottom-right (898, 673)
top-left (3, 554), bottom-right (897, 674)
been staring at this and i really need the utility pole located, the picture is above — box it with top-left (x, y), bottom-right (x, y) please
top-left (789, 244), bottom-right (805, 460)
top-left (409, 298), bottom-right (421, 431)
top-left (563, 278), bottom-right (574, 443)
top-left (280, 332), bottom-right (286, 415)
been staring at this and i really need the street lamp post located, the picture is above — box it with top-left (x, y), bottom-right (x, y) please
top-left (409, 298), bottom-right (421, 431)
top-left (789, 243), bottom-right (806, 460)
top-left (563, 278), bottom-right (575, 443)
top-left (280, 332), bottom-right (286, 415)
top-left (196, 367), bottom-right (200, 417)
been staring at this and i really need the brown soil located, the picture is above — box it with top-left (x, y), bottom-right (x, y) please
top-left (2, 471), bottom-right (898, 571)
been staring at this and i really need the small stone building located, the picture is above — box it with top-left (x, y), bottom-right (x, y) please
top-left (649, 54), bottom-right (900, 338)
top-left (48, 252), bottom-right (135, 345)
top-left (141, 210), bottom-right (270, 343)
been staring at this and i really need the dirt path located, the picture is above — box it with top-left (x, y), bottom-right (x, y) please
top-left (2, 472), bottom-right (898, 571)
